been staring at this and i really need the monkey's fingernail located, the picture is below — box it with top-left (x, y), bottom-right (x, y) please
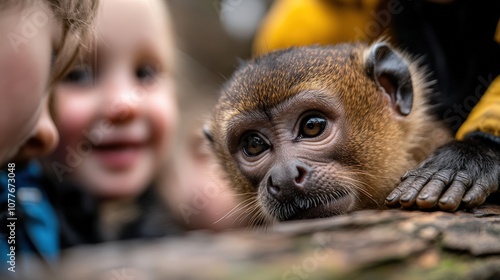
top-left (439, 197), bottom-right (449, 204)
top-left (386, 193), bottom-right (397, 201)
top-left (400, 194), bottom-right (412, 202)
top-left (462, 196), bottom-right (471, 203)
top-left (418, 193), bottom-right (429, 200)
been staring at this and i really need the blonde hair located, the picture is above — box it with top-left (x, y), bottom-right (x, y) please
top-left (47, 0), bottom-right (99, 85)
top-left (1, 0), bottom-right (98, 85)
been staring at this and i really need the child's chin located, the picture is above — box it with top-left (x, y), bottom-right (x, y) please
top-left (86, 171), bottom-right (152, 199)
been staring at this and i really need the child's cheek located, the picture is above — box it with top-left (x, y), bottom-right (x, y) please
top-left (52, 87), bottom-right (99, 160)
top-left (148, 83), bottom-right (178, 160)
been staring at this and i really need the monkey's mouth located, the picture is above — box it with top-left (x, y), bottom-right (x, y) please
top-left (275, 189), bottom-right (353, 221)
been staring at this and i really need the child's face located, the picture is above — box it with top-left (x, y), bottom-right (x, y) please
top-left (52, 0), bottom-right (177, 198)
top-left (0, 3), bottom-right (60, 164)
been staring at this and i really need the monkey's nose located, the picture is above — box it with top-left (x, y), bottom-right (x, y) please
top-left (266, 161), bottom-right (311, 202)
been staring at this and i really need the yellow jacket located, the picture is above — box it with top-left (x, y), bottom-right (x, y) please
top-left (456, 20), bottom-right (500, 140)
top-left (253, 0), bottom-right (382, 56)
top-left (457, 75), bottom-right (500, 139)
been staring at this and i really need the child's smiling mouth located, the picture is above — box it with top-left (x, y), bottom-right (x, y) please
top-left (92, 139), bottom-right (149, 170)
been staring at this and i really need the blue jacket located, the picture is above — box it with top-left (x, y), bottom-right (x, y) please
top-left (0, 160), bottom-right (59, 275)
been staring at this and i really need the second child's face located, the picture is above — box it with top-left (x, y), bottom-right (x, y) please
top-left (51, 0), bottom-right (177, 198)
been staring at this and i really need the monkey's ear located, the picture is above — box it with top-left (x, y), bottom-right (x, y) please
top-left (365, 42), bottom-right (413, 116)
top-left (203, 124), bottom-right (214, 143)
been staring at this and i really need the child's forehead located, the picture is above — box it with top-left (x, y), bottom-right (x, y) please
top-left (90, 0), bottom-right (173, 55)
top-left (95, 0), bottom-right (173, 47)
top-left (98, 0), bottom-right (171, 26)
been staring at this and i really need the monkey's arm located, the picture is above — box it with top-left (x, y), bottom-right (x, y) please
top-left (387, 75), bottom-right (500, 211)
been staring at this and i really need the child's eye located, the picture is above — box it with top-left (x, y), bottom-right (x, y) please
top-left (63, 65), bottom-right (94, 86)
top-left (136, 65), bottom-right (157, 85)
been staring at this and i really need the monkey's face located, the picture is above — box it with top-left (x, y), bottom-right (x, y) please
top-left (229, 91), bottom-right (360, 221)
top-left (207, 43), bottom-right (423, 222)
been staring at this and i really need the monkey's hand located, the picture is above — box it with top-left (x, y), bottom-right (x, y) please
top-left (385, 133), bottom-right (500, 211)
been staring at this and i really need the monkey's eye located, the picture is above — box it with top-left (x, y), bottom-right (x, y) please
top-left (299, 116), bottom-right (327, 138)
top-left (241, 133), bottom-right (269, 157)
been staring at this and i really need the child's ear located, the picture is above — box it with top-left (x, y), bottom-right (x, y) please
top-left (203, 124), bottom-right (214, 144)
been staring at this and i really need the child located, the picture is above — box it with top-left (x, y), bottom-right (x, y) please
top-left (47, 0), bottom-right (183, 245)
top-left (0, 0), bottom-right (97, 275)
top-left (0, 0), bottom-right (97, 164)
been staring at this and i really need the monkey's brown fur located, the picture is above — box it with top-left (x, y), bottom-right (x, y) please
top-left (206, 42), bottom-right (452, 223)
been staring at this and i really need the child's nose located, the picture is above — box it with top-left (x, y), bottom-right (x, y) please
top-left (17, 104), bottom-right (59, 160)
top-left (102, 76), bottom-right (140, 123)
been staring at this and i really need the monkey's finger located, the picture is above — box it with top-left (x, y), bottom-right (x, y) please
top-left (462, 179), bottom-right (490, 209)
top-left (437, 175), bottom-right (469, 212)
top-left (385, 174), bottom-right (416, 207)
top-left (415, 170), bottom-right (453, 209)
top-left (385, 187), bottom-right (404, 207)
top-left (398, 173), bottom-right (433, 208)
top-left (400, 169), bottom-right (420, 181)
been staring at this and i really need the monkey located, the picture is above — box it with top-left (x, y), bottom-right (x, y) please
top-left (204, 42), bottom-right (500, 223)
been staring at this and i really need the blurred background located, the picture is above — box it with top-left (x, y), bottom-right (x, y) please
top-left (169, 0), bottom-right (271, 137)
